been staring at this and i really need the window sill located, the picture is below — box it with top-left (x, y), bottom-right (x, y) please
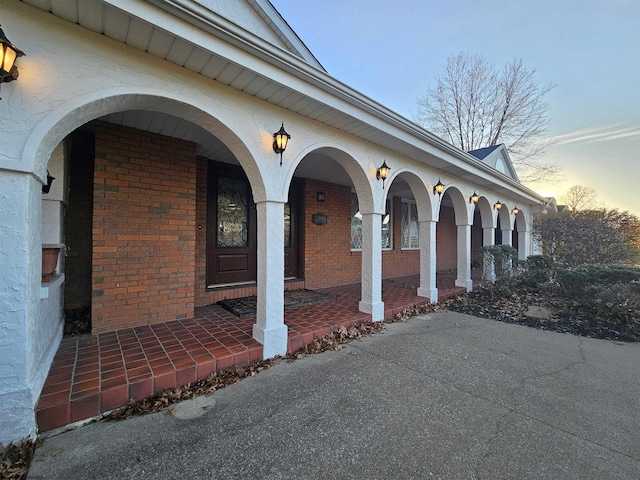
top-left (41, 273), bottom-right (65, 299)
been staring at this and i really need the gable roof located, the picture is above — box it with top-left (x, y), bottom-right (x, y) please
top-left (468, 144), bottom-right (520, 182)
top-left (468, 145), bottom-right (501, 161)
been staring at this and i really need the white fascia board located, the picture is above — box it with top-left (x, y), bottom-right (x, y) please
top-left (105, 0), bottom-right (544, 207)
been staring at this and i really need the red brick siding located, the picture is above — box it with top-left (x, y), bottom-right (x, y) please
top-left (303, 180), bottom-right (421, 289)
top-left (436, 206), bottom-right (457, 271)
top-left (382, 197), bottom-right (421, 278)
top-left (91, 123), bottom-right (196, 333)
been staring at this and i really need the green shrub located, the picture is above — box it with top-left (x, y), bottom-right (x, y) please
top-left (557, 265), bottom-right (640, 297)
top-left (520, 255), bottom-right (555, 286)
top-left (582, 283), bottom-right (640, 323)
top-left (482, 245), bottom-right (520, 297)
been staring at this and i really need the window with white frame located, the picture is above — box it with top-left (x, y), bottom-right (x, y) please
top-left (350, 192), bottom-right (392, 250)
top-left (401, 200), bottom-right (419, 249)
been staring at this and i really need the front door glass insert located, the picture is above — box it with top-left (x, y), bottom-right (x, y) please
top-left (217, 177), bottom-right (249, 248)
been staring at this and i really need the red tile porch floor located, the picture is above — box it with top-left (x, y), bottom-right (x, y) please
top-left (36, 274), bottom-right (477, 432)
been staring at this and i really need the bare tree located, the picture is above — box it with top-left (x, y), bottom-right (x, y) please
top-left (416, 53), bottom-right (559, 184)
top-left (562, 185), bottom-right (599, 211)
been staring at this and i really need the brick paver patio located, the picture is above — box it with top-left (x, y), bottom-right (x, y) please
top-left (36, 274), bottom-right (474, 432)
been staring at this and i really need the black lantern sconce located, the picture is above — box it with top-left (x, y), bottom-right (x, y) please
top-left (376, 160), bottom-right (390, 188)
top-left (433, 179), bottom-right (445, 196)
top-left (0, 25), bottom-right (25, 100)
top-left (316, 191), bottom-right (325, 202)
top-left (272, 123), bottom-right (290, 166)
top-left (42, 171), bottom-right (55, 194)
top-left (511, 206), bottom-right (519, 215)
top-left (494, 200), bottom-right (503, 210)
top-left (469, 192), bottom-right (479, 204)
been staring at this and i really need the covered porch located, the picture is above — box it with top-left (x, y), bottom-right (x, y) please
top-left (36, 273), bottom-right (478, 433)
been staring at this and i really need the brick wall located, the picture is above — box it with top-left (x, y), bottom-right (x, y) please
top-left (303, 180), bottom-right (421, 289)
top-left (436, 206), bottom-right (457, 271)
top-left (91, 123), bottom-right (197, 333)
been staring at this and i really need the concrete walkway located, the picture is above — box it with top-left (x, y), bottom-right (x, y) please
top-left (28, 312), bottom-right (640, 479)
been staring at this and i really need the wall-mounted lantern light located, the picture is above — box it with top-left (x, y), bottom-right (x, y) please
top-left (0, 25), bottom-right (25, 100)
top-left (470, 192), bottom-right (479, 204)
top-left (433, 179), bottom-right (445, 196)
top-left (317, 191), bottom-right (325, 202)
top-left (511, 206), bottom-right (519, 215)
top-left (272, 123), bottom-right (290, 166)
top-left (376, 160), bottom-right (390, 188)
top-left (42, 171), bottom-right (55, 194)
top-left (494, 200), bottom-right (503, 210)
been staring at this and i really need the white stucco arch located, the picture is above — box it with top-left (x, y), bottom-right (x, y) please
top-left (386, 169), bottom-right (436, 222)
top-left (476, 196), bottom-right (495, 229)
top-left (441, 186), bottom-right (472, 226)
top-left (284, 143), bottom-right (376, 214)
top-left (496, 202), bottom-right (513, 231)
top-left (514, 209), bottom-right (528, 232)
top-left (22, 88), bottom-right (268, 201)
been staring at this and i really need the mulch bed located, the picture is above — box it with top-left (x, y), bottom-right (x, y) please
top-left (444, 284), bottom-right (639, 342)
top-left (0, 439), bottom-right (36, 480)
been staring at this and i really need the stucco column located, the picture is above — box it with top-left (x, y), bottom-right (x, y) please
top-left (501, 227), bottom-right (512, 247)
top-left (359, 212), bottom-right (384, 321)
top-left (455, 223), bottom-right (473, 292)
top-left (253, 200), bottom-right (288, 359)
top-left (0, 173), bottom-right (49, 445)
top-left (417, 220), bottom-right (438, 303)
top-left (482, 227), bottom-right (496, 282)
top-left (518, 230), bottom-right (530, 260)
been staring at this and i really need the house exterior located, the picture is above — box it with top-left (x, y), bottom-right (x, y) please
top-left (0, 0), bottom-right (546, 445)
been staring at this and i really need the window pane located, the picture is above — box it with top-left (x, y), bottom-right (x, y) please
top-left (351, 192), bottom-right (362, 249)
top-left (409, 202), bottom-right (419, 248)
top-left (381, 199), bottom-right (392, 249)
top-left (401, 201), bottom-right (419, 248)
top-left (217, 177), bottom-right (248, 248)
top-left (284, 203), bottom-right (291, 248)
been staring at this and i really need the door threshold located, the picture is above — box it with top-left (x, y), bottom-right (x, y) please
top-left (207, 281), bottom-right (256, 289)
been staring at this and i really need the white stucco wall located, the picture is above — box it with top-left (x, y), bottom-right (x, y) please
top-left (41, 142), bottom-right (65, 246)
top-left (0, 172), bottom-right (39, 446)
top-left (193, 1), bottom-right (288, 52)
top-left (0, 0), bottom-right (538, 444)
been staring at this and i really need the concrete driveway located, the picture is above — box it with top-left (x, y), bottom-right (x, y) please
top-left (28, 312), bottom-right (640, 479)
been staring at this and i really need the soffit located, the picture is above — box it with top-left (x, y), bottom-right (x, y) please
top-left (20, 0), bottom-right (544, 206)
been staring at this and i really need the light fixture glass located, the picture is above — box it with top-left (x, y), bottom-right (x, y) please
top-left (433, 180), bottom-right (445, 196)
top-left (0, 25), bottom-right (25, 99)
top-left (470, 192), bottom-right (479, 204)
top-left (376, 160), bottom-right (390, 188)
top-left (494, 201), bottom-right (503, 210)
top-left (317, 191), bottom-right (325, 202)
top-left (511, 207), bottom-right (519, 215)
top-left (272, 123), bottom-right (290, 166)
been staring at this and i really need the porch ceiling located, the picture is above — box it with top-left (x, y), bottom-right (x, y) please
top-left (21, 0), bottom-right (544, 205)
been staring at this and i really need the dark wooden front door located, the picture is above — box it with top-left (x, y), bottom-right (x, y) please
top-left (207, 164), bottom-right (303, 287)
top-left (284, 178), bottom-right (303, 279)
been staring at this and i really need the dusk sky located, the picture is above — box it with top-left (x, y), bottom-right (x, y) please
top-left (271, 0), bottom-right (640, 216)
